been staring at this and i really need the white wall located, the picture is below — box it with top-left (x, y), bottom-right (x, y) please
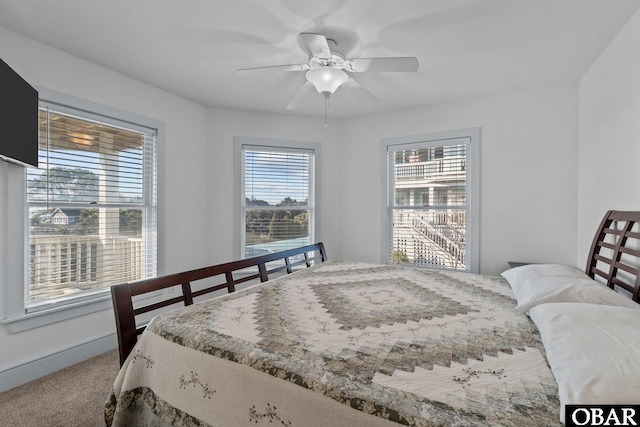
top-left (342, 83), bottom-right (580, 276)
top-left (0, 27), bottom-right (208, 384)
top-left (204, 108), bottom-right (344, 263)
top-left (578, 8), bottom-right (640, 266)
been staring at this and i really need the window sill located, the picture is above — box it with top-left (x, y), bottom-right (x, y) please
top-left (1, 294), bottom-right (112, 333)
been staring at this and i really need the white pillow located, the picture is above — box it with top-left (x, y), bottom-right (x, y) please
top-left (529, 303), bottom-right (640, 423)
top-left (501, 264), bottom-right (639, 312)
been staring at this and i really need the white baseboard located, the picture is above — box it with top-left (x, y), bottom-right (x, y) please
top-left (0, 332), bottom-right (118, 393)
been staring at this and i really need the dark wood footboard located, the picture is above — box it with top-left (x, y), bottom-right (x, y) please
top-left (111, 242), bottom-right (327, 365)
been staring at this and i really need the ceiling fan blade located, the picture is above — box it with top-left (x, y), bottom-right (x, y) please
top-left (300, 33), bottom-right (332, 59)
top-left (286, 82), bottom-right (317, 110)
top-left (345, 57), bottom-right (419, 73)
top-left (237, 63), bottom-right (309, 75)
top-left (342, 75), bottom-right (379, 103)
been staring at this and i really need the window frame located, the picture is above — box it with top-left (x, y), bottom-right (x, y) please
top-left (1, 87), bottom-right (165, 333)
top-left (233, 137), bottom-right (321, 260)
top-left (380, 128), bottom-right (480, 273)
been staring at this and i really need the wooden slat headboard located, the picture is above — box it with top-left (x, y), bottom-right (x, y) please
top-left (586, 210), bottom-right (640, 302)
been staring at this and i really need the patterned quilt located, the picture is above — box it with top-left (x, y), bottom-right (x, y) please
top-left (105, 261), bottom-right (561, 426)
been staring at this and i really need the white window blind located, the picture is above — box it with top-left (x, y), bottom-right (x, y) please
top-left (26, 106), bottom-right (157, 310)
top-left (241, 145), bottom-right (314, 257)
top-left (387, 135), bottom-right (477, 271)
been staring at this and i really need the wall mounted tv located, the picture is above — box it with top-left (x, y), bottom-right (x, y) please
top-left (0, 58), bottom-right (38, 168)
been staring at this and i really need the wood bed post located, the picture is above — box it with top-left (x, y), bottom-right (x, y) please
top-left (258, 263), bottom-right (268, 282)
top-left (225, 271), bottom-right (236, 293)
top-left (319, 242), bottom-right (327, 262)
top-left (111, 285), bottom-right (137, 366)
top-left (181, 282), bottom-right (194, 305)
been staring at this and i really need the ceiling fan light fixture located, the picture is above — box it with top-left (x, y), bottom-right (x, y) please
top-left (305, 67), bottom-right (348, 97)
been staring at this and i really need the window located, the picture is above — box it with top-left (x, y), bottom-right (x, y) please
top-left (235, 138), bottom-right (318, 259)
top-left (2, 89), bottom-right (162, 331)
top-left (24, 101), bottom-right (158, 311)
top-left (383, 128), bottom-right (479, 272)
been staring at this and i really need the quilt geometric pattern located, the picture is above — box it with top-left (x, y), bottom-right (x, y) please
top-left (311, 277), bottom-right (479, 330)
top-left (148, 261), bottom-right (561, 426)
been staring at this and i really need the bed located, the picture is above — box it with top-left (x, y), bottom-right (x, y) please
top-left (105, 210), bottom-right (640, 426)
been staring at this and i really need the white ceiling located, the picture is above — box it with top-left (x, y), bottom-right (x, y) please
top-left (0, 0), bottom-right (638, 119)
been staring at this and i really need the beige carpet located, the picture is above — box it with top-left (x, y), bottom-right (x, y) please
top-left (0, 349), bottom-right (120, 427)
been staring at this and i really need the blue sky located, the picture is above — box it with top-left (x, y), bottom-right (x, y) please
top-left (244, 149), bottom-right (310, 206)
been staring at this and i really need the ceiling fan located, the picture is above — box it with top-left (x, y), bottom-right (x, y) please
top-left (237, 32), bottom-right (419, 125)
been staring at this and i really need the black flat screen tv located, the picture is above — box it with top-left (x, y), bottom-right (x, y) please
top-left (0, 58), bottom-right (38, 168)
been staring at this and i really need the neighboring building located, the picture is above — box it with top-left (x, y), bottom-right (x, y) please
top-left (31, 208), bottom-right (81, 226)
top-left (49, 208), bottom-right (81, 225)
top-left (391, 145), bottom-right (467, 269)
top-left (30, 208), bottom-right (83, 235)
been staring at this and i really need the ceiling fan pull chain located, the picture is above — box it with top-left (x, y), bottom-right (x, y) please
top-left (324, 95), bottom-right (328, 127)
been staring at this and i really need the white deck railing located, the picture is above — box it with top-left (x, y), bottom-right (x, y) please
top-left (28, 234), bottom-right (143, 303)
